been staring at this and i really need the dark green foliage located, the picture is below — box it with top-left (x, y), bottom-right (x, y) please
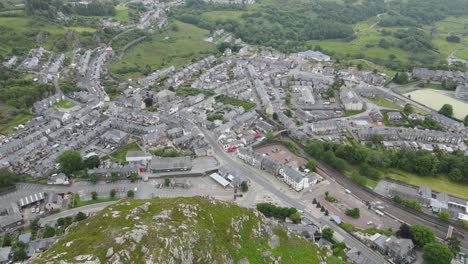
top-left (446, 237), bottom-right (461, 255)
top-left (0, 169), bottom-right (20, 189)
top-left (43, 225), bottom-right (56, 238)
top-left (59, 150), bottom-right (83, 176)
top-left (439, 104), bottom-right (453, 117)
top-left (345, 208), bottom-right (360, 219)
top-left (322, 227), bottom-right (334, 241)
top-left (305, 160), bottom-right (316, 172)
top-left (393, 72), bottom-right (409, 84)
top-left (464, 115), bottom-right (468, 126)
top-left (74, 211), bottom-right (87, 222)
top-left (410, 224), bottom-right (436, 247)
top-left (13, 241), bottom-right (27, 261)
top-left (256, 203), bottom-right (297, 221)
top-left (423, 243), bottom-right (453, 264)
top-left (396, 223), bottom-right (413, 239)
top-left (240, 181), bottom-right (248, 192)
top-left (403, 104), bottom-right (414, 114)
top-left (438, 211), bottom-right (450, 222)
top-left (215, 95), bottom-right (256, 111)
top-left (89, 173), bottom-right (98, 184)
top-left (392, 195), bottom-right (422, 211)
top-left (91, 191), bottom-right (98, 200)
top-left (84, 155), bottom-right (100, 169)
top-left (442, 80), bottom-right (458, 90)
top-left (26, 0), bottom-right (116, 18)
top-left (129, 172), bottom-right (137, 183)
top-left (57, 216), bottom-right (73, 228)
top-left (110, 188), bottom-right (116, 198)
top-left (127, 190), bottom-right (135, 198)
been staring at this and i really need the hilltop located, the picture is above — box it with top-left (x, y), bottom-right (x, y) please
top-left (31, 197), bottom-right (329, 264)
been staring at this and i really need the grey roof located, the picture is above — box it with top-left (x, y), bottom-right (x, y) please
top-left (18, 233), bottom-right (31, 243)
top-left (386, 236), bottom-right (414, 258)
top-left (27, 237), bottom-right (60, 257)
top-left (0, 202), bottom-right (22, 228)
top-left (418, 186), bottom-right (432, 199)
top-left (0, 247), bottom-right (11, 262)
top-left (126, 151), bottom-right (151, 159)
top-left (346, 247), bottom-right (376, 264)
top-left (373, 234), bottom-right (389, 249)
top-left (149, 156), bottom-right (192, 171)
top-left (283, 166), bottom-right (305, 183)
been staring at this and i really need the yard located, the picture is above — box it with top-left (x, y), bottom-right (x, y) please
top-left (108, 142), bottom-right (142, 162)
top-left (215, 95), bottom-right (256, 111)
top-left (369, 96), bottom-right (402, 110)
top-left (110, 20), bottom-right (217, 80)
top-left (52, 100), bottom-right (75, 109)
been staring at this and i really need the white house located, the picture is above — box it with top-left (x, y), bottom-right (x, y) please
top-left (279, 166), bottom-right (310, 192)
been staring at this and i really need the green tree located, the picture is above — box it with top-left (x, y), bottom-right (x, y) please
top-left (0, 168), bottom-right (20, 188)
top-left (164, 177), bottom-right (171, 187)
top-left (111, 172), bottom-right (118, 182)
top-left (272, 112), bottom-right (279, 120)
top-left (83, 155), bottom-right (100, 169)
top-left (403, 104), bottom-right (414, 114)
top-left (127, 190), bottom-right (135, 198)
top-left (438, 211), bottom-right (450, 222)
top-left (322, 227), bottom-right (334, 241)
top-left (393, 72), bottom-right (409, 84)
top-left (439, 104), bottom-right (453, 117)
top-left (91, 191), bottom-right (98, 200)
top-left (110, 188), bottom-right (116, 198)
top-left (90, 173), bottom-right (98, 184)
top-left (12, 241), bottom-right (27, 261)
top-left (305, 160), bottom-right (316, 172)
top-left (289, 212), bottom-right (302, 223)
top-left (423, 243), bottom-right (453, 264)
top-left (410, 225), bottom-right (436, 247)
top-left (75, 212), bottom-right (87, 222)
top-left (42, 226), bottom-right (56, 238)
top-left (58, 150), bottom-right (83, 175)
top-left (464, 115), bottom-right (468, 126)
top-left (129, 172), bottom-right (138, 183)
top-left (345, 208), bottom-right (360, 219)
top-left (446, 237), bottom-right (460, 255)
top-left (240, 181), bottom-right (248, 192)
top-left (448, 168), bottom-right (463, 182)
top-left (265, 131), bottom-right (274, 141)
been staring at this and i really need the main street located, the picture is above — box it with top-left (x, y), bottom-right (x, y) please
top-left (199, 127), bottom-right (391, 264)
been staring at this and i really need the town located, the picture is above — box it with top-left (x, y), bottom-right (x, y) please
top-left (0, 0), bottom-right (468, 263)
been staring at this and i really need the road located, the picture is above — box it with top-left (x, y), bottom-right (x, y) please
top-left (39, 201), bottom-right (117, 225)
top-left (199, 127), bottom-right (391, 264)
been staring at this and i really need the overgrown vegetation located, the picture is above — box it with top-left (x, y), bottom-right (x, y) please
top-left (215, 95), bottom-right (256, 111)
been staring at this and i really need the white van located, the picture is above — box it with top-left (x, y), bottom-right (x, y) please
top-left (345, 189), bottom-right (351, 194)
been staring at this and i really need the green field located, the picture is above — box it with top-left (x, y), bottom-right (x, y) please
top-left (0, 107), bottom-right (32, 134)
top-left (384, 169), bottom-right (468, 200)
top-left (109, 142), bottom-right (142, 162)
top-left (114, 6), bottom-right (129, 22)
top-left (110, 21), bottom-right (217, 80)
top-left (431, 16), bottom-right (468, 60)
top-left (369, 96), bottom-right (402, 110)
top-left (52, 100), bottom-right (75, 109)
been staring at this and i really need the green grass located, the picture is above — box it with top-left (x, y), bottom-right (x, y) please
top-left (383, 169), bottom-right (468, 200)
top-left (108, 142), bottom-right (142, 162)
top-left (369, 96), bottom-right (403, 110)
top-left (343, 109), bottom-right (365, 117)
top-left (110, 20), bottom-right (217, 80)
top-left (52, 100), bottom-right (75, 109)
top-left (215, 95), bottom-right (256, 111)
top-left (0, 110), bottom-right (32, 134)
top-left (114, 6), bottom-right (129, 22)
top-left (75, 198), bottom-right (118, 208)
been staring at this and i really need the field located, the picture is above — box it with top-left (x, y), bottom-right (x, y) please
top-left (404, 89), bottom-right (468, 119)
top-left (114, 6), bottom-right (129, 22)
top-left (383, 169), bottom-right (468, 200)
top-left (431, 16), bottom-right (468, 61)
top-left (52, 100), bottom-right (75, 109)
top-left (110, 21), bottom-right (217, 80)
top-left (369, 96), bottom-right (403, 110)
top-left (0, 105), bottom-right (32, 134)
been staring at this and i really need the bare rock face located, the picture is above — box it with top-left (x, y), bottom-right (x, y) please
top-left (106, 248), bottom-right (113, 258)
top-left (268, 234), bottom-right (280, 248)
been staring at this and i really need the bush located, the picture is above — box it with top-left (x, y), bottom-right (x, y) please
top-left (42, 226), bottom-right (56, 238)
top-left (256, 203), bottom-right (297, 220)
top-left (240, 181), bottom-right (248, 192)
top-left (439, 211), bottom-right (450, 222)
top-left (91, 191), bottom-right (98, 200)
top-left (322, 227), bottom-right (334, 241)
top-left (127, 190), bottom-right (135, 198)
top-left (345, 208), bottom-right (360, 219)
top-left (75, 212), bottom-right (87, 222)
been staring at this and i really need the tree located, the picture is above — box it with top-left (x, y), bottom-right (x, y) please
top-left (111, 172), bottom-right (118, 182)
top-left (464, 115), bottom-right (468, 126)
top-left (388, 54), bottom-right (396, 60)
top-left (90, 173), bottom-right (98, 184)
top-left (110, 188), bottom-right (116, 198)
top-left (410, 225), bottom-right (436, 247)
top-left (448, 168), bottom-right (463, 182)
top-left (345, 208), bottom-right (360, 219)
top-left (265, 131), bottom-right (274, 141)
top-left (423, 243), bottom-right (453, 264)
top-left (127, 190), bottom-right (135, 198)
top-left (58, 150), bottom-right (83, 175)
top-left (12, 241), bottom-right (27, 261)
top-left (446, 237), bottom-right (460, 255)
top-left (305, 160), bottom-right (316, 172)
top-left (164, 177), bottom-right (171, 187)
top-left (0, 168), bottom-right (20, 188)
top-left (272, 112), bottom-right (278, 120)
top-left (403, 104), bottom-right (414, 114)
top-left (438, 211), bottom-right (450, 222)
top-left (83, 155), bottom-right (100, 169)
top-left (91, 191), bottom-right (98, 200)
top-left (322, 227), bottom-right (334, 241)
top-left (129, 172), bottom-right (138, 183)
top-left (240, 181), bottom-right (248, 192)
top-left (75, 212), bottom-right (87, 222)
top-left (43, 226), bottom-right (56, 238)
top-left (446, 35), bottom-right (461, 43)
top-left (393, 72), bottom-right (409, 84)
top-left (397, 223), bottom-right (413, 239)
top-left (438, 104), bottom-right (453, 117)
top-left (289, 212), bottom-right (301, 223)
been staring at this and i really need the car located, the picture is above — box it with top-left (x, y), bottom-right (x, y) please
top-left (367, 221), bottom-right (373, 225)
top-left (345, 189), bottom-right (351, 194)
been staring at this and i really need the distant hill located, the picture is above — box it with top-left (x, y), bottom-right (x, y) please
top-left (31, 197), bottom-right (329, 264)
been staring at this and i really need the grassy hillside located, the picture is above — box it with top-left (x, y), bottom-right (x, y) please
top-left (110, 21), bottom-right (217, 80)
top-left (32, 197), bottom-right (329, 264)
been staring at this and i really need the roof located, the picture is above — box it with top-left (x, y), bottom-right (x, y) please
top-left (125, 151), bottom-right (152, 159)
top-left (0, 247), bottom-right (11, 262)
top-left (386, 236), bottom-right (414, 258)
top-left (0, 203), bottom-right (22, 228)
top-left (346, 247), bottom-right (375, 264)
top-left (282, 166), bottom-right (305, 183)
top-left (149, 156), bottom-right (192, 171)
top-left (19, 192), bottom-right (44, 207)
top-left (209, 172), bottom-right (230, 187)
top-left (18, 233), bottom-right (31, 243)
